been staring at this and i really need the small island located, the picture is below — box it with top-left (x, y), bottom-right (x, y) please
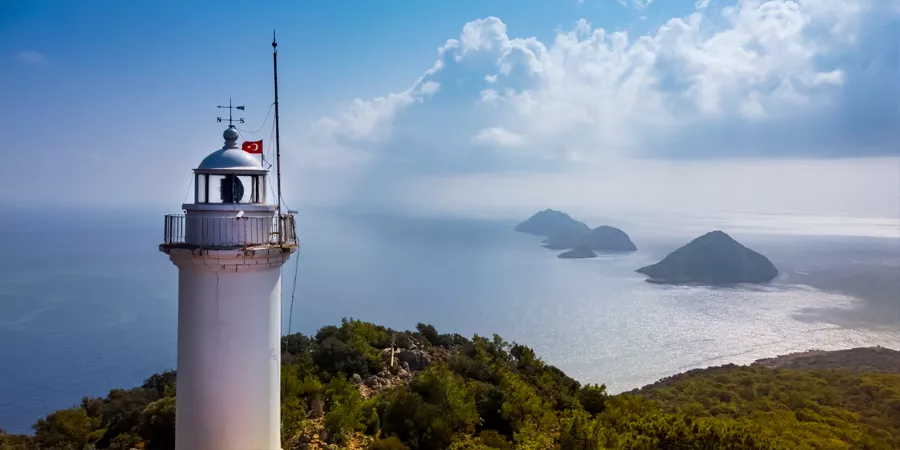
top-left (558, 247), bottom-right (597, 259)
top-left (514, 209), bottom-right (590, 237)
top-left (544, 225), bottom-right (637, 252)
top-left (636, 230), bottom-right (778, 285)
top-left (516, 210), bottom-right (637, 253)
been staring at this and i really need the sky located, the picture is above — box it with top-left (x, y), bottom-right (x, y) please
top-left (1, 0), bottom-right (898, 222)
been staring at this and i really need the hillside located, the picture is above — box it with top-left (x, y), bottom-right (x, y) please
top-left (751, 346), bottom-right (900, 373)
top-left (632, 347), bottom-right (900, 450)
top-left (2, 321), bottom-right (899, 450)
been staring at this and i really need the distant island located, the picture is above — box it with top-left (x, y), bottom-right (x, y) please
top-left (516, 209), bottom-right (637, 255)
top-left (636, 230), bottom-right (778, 285)
top-left (558, 247), bottom-right (597, 259)
top-left (544, 225), bottom-right (637, 252)
top-left (514, 209), bottom-right (590, 237)
top-left (3, 319), bottom-right (897, 450)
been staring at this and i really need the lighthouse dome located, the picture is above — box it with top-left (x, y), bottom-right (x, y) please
top-left (197, 126), bottom-right (263, 171)
top-left (197, 148), bottom-right (262, 170)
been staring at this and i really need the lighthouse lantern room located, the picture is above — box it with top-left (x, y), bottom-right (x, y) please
top-left (160, 123), bottom-right (297, 450)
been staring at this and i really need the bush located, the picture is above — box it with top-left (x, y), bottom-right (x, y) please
top-left (136, 397), bottom-right (175, 449)
top-left (323, 376), bottom-right (374, 445)
top-left (0, 430), bottom-right (38, 450)
top-left (578, 383), bottom-right (608, 415)
top-left (314, 336), bottom-right (372, 377)
top-left (378, 366), bottom-right (480, 449)
top-left (17, 320), bottom-right (900, 450)
top-left (33, 407), bottom-right (103, 450)
top-left (107, 433), bottom-right (141, 450)
top-left (369, 436), bottom-right (409, 450)
top-left (477, 429), bottom-right (512, 449)
top-left (141, 371), bottom-right (176, 398)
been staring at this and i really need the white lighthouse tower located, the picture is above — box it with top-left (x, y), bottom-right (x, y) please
top-left (159, 124), bottom-right (297, 450)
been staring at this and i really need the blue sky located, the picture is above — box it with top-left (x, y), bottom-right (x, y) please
top-left (1, 0), bottom-right (898, 219)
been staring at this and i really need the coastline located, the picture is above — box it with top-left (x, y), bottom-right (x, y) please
top-left (629, 345), bottom-right (900, 394)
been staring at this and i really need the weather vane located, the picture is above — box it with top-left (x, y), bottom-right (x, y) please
top-left (217, 97), bottom-right (245, 126)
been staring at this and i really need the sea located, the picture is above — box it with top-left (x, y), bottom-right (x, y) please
top-left (0, 208), bottom-right (898, 434)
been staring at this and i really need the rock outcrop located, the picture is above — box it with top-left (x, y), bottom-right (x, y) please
top-left (353, 342), bottom-right (451, 400)
top-left (558, 247), bottom-right (597, 259)
top-left (636, 230), bottom-right (778, 285)
top-left (397, 348), bottom-right (432, 371)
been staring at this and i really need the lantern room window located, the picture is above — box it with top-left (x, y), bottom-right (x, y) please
top-left (194, 173), bottom-right (266, 204)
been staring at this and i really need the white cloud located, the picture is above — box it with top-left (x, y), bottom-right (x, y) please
top-left (303, 0), bottom-right (896, 168)
top-left (419, 81), bottom-right (440, 95)
top-left (696, 0), bottom-right (712, 9)
top-left (479, 89), bottom-right (500, 105)
top-left (14, 50), bottom-right (46, 64)
top-left (300, 61), bottom-right (443, 167)
top-left (471, 127), bottom-right (528, 147)
top-left (618, 0), bottom-right (653, 10)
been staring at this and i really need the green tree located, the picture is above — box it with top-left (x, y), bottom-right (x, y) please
top-left (136, 396), bottom-right (175, 450)
top-left (379, 366), bottom-right (478, 449)
top-left (0, 430), bottom-right (37, 450)
top-left (369, 436), bottom-right (410, 450)
top-left (578, 384), bottom-right (608, 416)
top-left (33, 407), bottom-right (103, 450)
top-left (323, 375), bottom-right (372, 445)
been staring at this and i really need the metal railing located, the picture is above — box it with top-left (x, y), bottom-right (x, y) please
top-left (163, 213), bottom-right (297, 247)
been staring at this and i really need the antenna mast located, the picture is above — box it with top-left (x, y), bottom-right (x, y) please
top-left (272, 31), bottom-right (283, 244)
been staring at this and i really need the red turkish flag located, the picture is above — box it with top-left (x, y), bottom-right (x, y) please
top-left (242, 140), bottom-right (263, 154)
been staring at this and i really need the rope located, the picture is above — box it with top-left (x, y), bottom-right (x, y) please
top-left (267, 113), bottom-right (278, 200)
top-left (287, 247), bottom-right (300, 336)
top-left (182, 172), bottom-right (194, 205)
top-left (236, 102), bottom-right (276, 134)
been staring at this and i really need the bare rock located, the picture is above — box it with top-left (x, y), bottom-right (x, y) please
top-left (398, 349), bottom-right (432, 371)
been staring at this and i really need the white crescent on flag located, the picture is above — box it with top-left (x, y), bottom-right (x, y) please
top-left (242, 140), bottom-right (263, 154)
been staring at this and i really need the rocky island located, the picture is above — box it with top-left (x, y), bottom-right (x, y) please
top-left (516, 210), bottom-right (637, 255)
top-left (558, 247), bottom-right (597, 259)
top-left (544, 225), bottom-right (638, 252)
top-left (514, 209), bottom-right (590, 237)
top-left (636, 230), bottom-right (778, 285)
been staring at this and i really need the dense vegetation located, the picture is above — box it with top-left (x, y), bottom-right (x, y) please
top-left (2, 320), bottom-right (898, 450)
top-left (634, 363), bottom-right (900, 450)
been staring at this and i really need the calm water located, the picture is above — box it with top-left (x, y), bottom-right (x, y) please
top-left (0, 209), bottom-right (898, 434)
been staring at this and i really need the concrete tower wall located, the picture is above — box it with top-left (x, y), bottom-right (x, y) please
top-left (169, 250), bottom-right (288, 450)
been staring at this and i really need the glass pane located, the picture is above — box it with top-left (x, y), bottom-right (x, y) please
top-left (258, 176), bottom-right (266, 203)
top-left (198, 174), bottom-right (262, 203)
top-left (235, 175), bottom-right (253, 203)
top-left (207, 174), bottom-right (225, 203)
top-left (196, 174), bottom-right (207, 203)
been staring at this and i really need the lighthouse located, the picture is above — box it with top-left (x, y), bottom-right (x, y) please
top-left (159, 124), bottom-right (297, 450)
